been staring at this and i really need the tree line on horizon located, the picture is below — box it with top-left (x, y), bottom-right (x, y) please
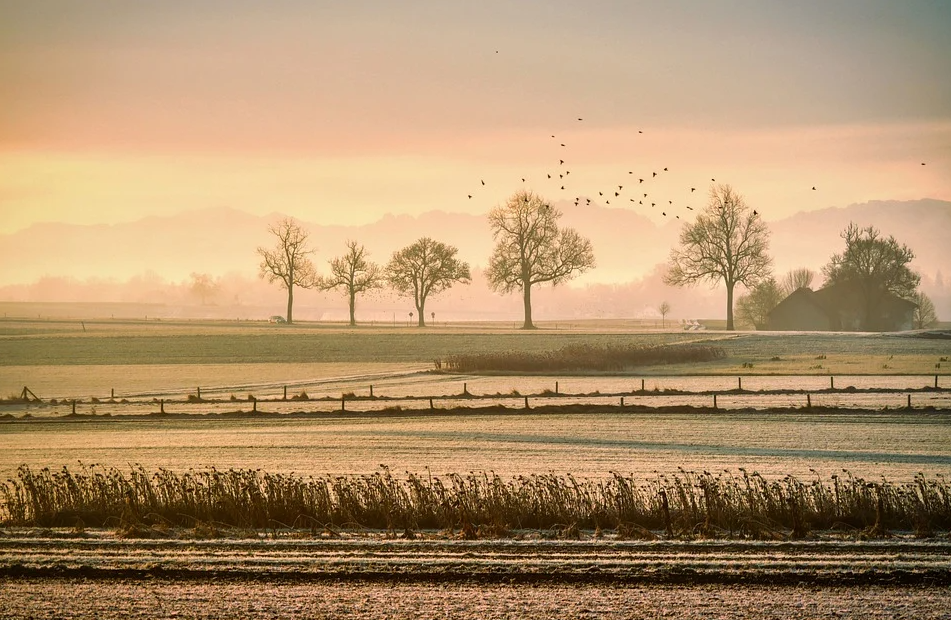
top-left (258, 185), bottom-right (938, 330)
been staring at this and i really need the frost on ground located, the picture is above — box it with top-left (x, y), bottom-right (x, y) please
top-left (1, 580), bottom-right (948, 620)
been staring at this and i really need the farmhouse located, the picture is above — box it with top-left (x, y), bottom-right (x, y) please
top-left (766, 283), bottom-right (916, 332)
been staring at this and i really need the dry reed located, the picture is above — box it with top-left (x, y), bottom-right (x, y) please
top-left (2, 465), bottom-right (948, 539)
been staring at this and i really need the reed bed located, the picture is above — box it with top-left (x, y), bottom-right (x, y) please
top-left (2, 465), bottom-right (948, 539)
top-left (442, 343), bottom-right (726, 373)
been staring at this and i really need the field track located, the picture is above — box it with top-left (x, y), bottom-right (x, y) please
top-left (2, 535), bottom-right (949, 586)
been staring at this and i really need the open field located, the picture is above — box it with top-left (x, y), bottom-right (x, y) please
top-left (3, 317), bottom-right (950, 616)
top-left (1, 318), bottom-right (948, 375)
top-left (2, 411), bottom-right (948, 483)
top-left (3, 579), bottom-right (949, 619)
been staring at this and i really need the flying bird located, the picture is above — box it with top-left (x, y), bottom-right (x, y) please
top-left (711, 178), bottom-right (715, 182)
top-left (578, 118), bottom-right (583, 121)
top-left (812, 186), bottom-right (816, 190)
top-left (753, 210), bottom-right (759, 216)
top-left (691, 188), bottom-right (696, 192)
top-left (560, 160), bottom-right (564, 165)
top-left (686, 206), bottom-right (693, 210)
top-left (481, 180), bottom-right (485, 186)
top-left (561, 143), bottom-right (566, 147)
top-left (662, 212), bottom-right (666, 216)
top-left (663, 167), bottom-right (668, 171)
top-left (638, 130), bottom-right (643, 134)
top-left (615, 192), bottom-right (620, 197)
top-left (521, 178), bottom-right (525, 182)
top-left (922, 162), bottom-right (926, 165)
top-left (467, 195), bottom-right (472, 199)
top-left (652, 172), bottom-right (657, 177)
top-left (618, 185), bottom-right (623, 190)
top-left (639, 178), bottom-right (644, 183)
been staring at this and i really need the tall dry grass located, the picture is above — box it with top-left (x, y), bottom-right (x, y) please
top-left (442, 343), bottom-right (725, 373)
top-left (2, 465), bottom-right (948, 539)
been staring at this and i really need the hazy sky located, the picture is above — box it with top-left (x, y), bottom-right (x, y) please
top-left (2, 0), bottom-right (950, 234)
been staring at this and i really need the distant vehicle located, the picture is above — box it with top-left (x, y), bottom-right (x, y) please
top-left (268, 315), bottom-right (286, 324)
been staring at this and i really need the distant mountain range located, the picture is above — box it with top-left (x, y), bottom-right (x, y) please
top-left (2, 198), bottom-right (948, 289)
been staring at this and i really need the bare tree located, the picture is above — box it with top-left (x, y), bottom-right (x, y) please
top-left (486, 190), bottom-right (595, 329)
top-left (822, 223), bottom-right (920, 330)
top-left (735, 278), bottom-right (784, 330)
top-left (189, 272), bottom-right (219, 306)
top-left (912, 291), bottom-right (938, 329)
top-left (658, 301), bottom-right (671, 328)
top-left (664, 184), bottom-right (772, 330)
top-left (387, 237), bottom-right (471, 327)
top-left (257, 218), bottom-right (318, 324)
top-left (780, 268), bottom-right (816, 297)
top-left (318, 240), bottom-right (384, 326)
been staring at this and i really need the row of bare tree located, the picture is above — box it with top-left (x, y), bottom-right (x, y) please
top-left (257, 190), bottom-right (594, 328)
top-left (259, 183), bottom-right (936, 330)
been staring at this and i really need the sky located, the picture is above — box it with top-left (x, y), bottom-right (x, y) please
top-left (1, 0), bottom-right (950, 235)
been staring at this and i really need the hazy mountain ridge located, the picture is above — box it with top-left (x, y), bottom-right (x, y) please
top-left (2, 199), bottom-right (946, 286)
top-left (1, 199), bottom-right (948, 321)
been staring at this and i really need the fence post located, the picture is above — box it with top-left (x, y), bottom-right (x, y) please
top-left (429, 398), bottom-right (434, 410)
top-left (555, 381), bottom-right (559, 395)
top-left (253, 398), bottom-right (257, 413)
top-left (524, 396), bottom-right (530, 409)
top-left (936, 375), bottom-right (939, 389)
top-left (283, 386), bottom-right (287, 400)
top-left (830, 376), bottom-right (834, 389)
top-left (713, 394), bottom-right (717, 409)
top-left (341, 396), bottom-right (346, 411)
top-left (907, 394), bottom-right (912, 409)
top-left (370, 385), bottom-right (374, 398)
top-left (641, 379), bottom-right (645, 392)
top-left (463, 382), bottom-right (468, 396)
top-left (111, 388), bottom-right (115, 400)
top-left (72, 400), bottom-right (76, 415)
top-left (160, 399), bottom-right (165, 414)
top-left (620, 396), bottom-right (625, 407)
top-left (197, 387), bottom-right (201, 400)
top-left (806, 393), bottom-right (811, 409)
top-left (738, 377), bottom-right (742, 390)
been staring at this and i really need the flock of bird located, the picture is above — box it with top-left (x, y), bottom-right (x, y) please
top-left (465, 117), bottom-right (728, 221)
top-left (464, 111), bottom-right (929, 222)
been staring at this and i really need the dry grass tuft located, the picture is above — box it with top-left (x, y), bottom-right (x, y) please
top-left (2, 465), bottom-right (948, 539)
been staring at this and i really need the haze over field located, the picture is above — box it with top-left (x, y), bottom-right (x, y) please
top-left (1, 1), bottom-right (949, 321)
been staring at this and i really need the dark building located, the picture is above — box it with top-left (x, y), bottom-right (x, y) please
top-left (766, 283), bottom-right (916, 332)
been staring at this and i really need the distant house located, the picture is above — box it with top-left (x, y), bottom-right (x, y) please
top-left (766, 283), bottom-right (916, 332)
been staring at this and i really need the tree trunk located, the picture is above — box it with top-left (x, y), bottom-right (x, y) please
top-left (417, 300), bottom-right (426, 327)
top-left (286, 284), bottom-right (294, 324)
top-left (349, 292), bottom-right (356, 327)
top-left (725, 282), bottom-right (734, 331)
top-left (522, 284), bottom-right (535, 329)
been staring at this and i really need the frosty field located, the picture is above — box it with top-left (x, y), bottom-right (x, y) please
top-left (2, 319), bottom-right (950, 617)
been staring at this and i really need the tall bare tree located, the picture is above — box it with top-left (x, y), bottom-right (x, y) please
top-left (387, 237), bottom-right (471, 327)
top-left (318, 241), bottom-right (384, 326)
top-left (780, 267), bottom-right (816, 296)
top-left (257, 218), bottom-right (318, 324)
top-left (822, 223), bottom-right (920, 330)
top-left (664, 184), bottom-right (771, 331)
top-left (486, 190), bottom-right (595, 329)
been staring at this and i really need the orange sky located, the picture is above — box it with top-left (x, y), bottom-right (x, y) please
top-left (1, 1), bottom-right (950, 234)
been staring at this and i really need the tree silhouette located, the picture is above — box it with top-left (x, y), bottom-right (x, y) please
top-left (780, 267), bottom-right (816, 296)
top-left (486, 190), bottom-right (595, 329)
top-left (318, 241), bottom-right (383, 326)
top-left (822, 224), bottom-right (919, 330)
top-left (387, 238), bottom-right (470, 327)
top-left (911, 291), bottom-right (937, 330)
top-left (658, 301), bottom-right (671, 328)
top-left (736, 278), bottom-right (784, 330)
top-left (664, 184), bottom-right (771, 330)
top-left (257, 218), bottom-right (318, 324)
top-left (189, 272), bottom-right (219, 306)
